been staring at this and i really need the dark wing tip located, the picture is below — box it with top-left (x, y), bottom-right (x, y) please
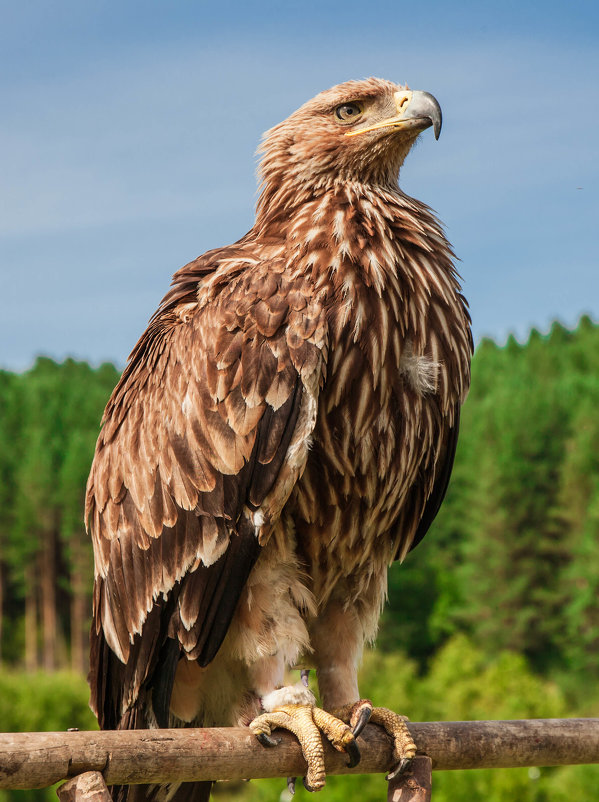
top-left (405, 407), bottom-right (460, 555)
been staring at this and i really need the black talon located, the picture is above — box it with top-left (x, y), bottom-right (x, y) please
top-left (351, 705), bottom-right (372, 738)
top-left (287, 777), bottom-right (296, 795)
top-left (256, 732), bottom-right (281, 748)
top-left (300, 669), bottom-right (310, 687)
top-left (345, 737), bottom-right (361, 768)
top-left (386, 757), bottom-right (413, 781)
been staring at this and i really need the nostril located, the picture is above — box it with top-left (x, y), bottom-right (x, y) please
top-left (399, 95), bottom-right (410, 109)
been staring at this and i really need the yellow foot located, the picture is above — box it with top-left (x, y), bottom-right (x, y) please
top-left (250, 684), bottom-right (359, 792)
top-left (334, 701), bottom-right (417, 781)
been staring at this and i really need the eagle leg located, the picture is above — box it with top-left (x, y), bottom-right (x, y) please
top-left (249, 686), bottom-right (359, 791)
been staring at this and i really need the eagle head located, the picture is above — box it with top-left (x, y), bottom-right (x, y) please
top-left (257, 77), bottom-right (442, 204)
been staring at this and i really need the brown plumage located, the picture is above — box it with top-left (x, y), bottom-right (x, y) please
top-left (87, 77), bottom-right (472, 799)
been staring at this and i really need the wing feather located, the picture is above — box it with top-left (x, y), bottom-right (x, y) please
top-left (393, 405), bottom-right (461, 561)
top-left (88, 254), bottom-right (326, 729)
top-left (409, 407), bottom-right (460, 552)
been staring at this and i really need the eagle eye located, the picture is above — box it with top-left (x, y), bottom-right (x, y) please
top-left (335, 102), bottom-right (363, 122)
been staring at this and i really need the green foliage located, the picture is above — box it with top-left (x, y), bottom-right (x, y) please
top-left (418, 635), bottom-right (565, 721)
top-left (0, 669), bottom-right (97, 733)
top-left (0, 670), bottom-right (97, 802)
top-left (0, 358), bottom-right (118, 665)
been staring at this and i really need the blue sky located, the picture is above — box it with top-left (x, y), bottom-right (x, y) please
top-left (1, 0), bottom-right (598, 371)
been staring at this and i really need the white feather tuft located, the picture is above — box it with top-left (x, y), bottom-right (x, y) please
top-left (261, 683), bottom-right (316, 711)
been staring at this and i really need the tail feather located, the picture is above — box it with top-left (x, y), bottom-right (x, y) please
top-left (113, 781), bottom-right (213, 802)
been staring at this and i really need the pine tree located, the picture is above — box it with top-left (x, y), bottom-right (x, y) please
top-left (0, 370), bottom-right (23, 662)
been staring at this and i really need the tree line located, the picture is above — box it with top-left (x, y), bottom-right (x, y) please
top-left (0, 359), bottom-right (119, 672)
top-left (0, 316), bottom-right (598, 684)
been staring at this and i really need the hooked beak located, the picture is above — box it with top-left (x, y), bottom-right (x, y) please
top-left (345, 89), bottom-right (442, 140)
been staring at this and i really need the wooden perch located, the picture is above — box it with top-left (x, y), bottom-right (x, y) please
top-left (1, 719), bottom-right (598, 791)
top-left (388, 757), bottom-right (432, 802)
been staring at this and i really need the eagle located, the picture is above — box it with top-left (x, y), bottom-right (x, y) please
top-left (87, 77), bottom-right (472, 800)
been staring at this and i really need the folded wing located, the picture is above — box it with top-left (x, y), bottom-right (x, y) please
top-left (87, 253), bottom-right (327, 728)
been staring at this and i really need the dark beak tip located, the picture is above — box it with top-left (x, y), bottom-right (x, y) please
top-left (406, 90), bottom-right (442, 141)
top-left (421, 114), bottom-right (442, 140)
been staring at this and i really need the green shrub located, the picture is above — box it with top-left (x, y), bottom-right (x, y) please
top-left (0, 669), bottom-right (97, 733)
top-left (0, 670), bottom-right (97, 802)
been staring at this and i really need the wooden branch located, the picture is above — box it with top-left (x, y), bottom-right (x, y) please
top-left (57, 772), bottom-right (112, 802)
top-left (1, 719), bottom-right (598, 791)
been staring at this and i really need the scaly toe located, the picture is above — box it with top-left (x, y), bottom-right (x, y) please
top-left (251, 686), bottom-right (369, 791)
top-left (303, 776), bottom-right (319, 793)
top-left (369, 706), bottom-right (417, 780)
top-left (250, 703), bottom-right (326, 791)
top-left (312, 706), bottom-right (360, 769)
